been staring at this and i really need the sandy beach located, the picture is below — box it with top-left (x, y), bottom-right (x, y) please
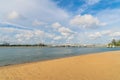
top-left (0, 51), bottom-right (120, 80)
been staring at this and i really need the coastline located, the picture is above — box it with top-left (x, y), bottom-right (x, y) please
top-left (0, 51), bottom-right (120, 80)
top-left (0, 49), bottom-right (119, 67)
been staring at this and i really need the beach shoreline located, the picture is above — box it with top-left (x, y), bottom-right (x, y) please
top-left (0, 50), bottom-right (117, 68)
top-left (0, 51), bottom-right (120, 80)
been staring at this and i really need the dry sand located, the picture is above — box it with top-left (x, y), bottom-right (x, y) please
top-left (0, 51), bottom-right (120, 80)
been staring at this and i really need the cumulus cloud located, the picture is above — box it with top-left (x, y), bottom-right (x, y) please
top-left (53, 36), bottom-right (62, 40)
top-left (0, 27), bottom-right (15, 33)
top-left (101, 30), bottom-right (112, 35)
top-left (89, 32), bottom-right (102, 39)
top-left (67, 35), bottom-right (74, 40)
top-left (52, 22), bottom-right (61, 29)
top-left (88, 30), bottom-right (120, 40)
top-left (7, 11), bottom-right (25, 20)
top-left (0, 0), bottom-right (119, 44)
top-left (100, 30), bottom-right (120, 37)
top-left (7, 11), bottom-right (19, 19)
top-left (58, 27), bottom-right (73, 36)
top-left (0, 0), bottom-right (69, 27)
top-left (110, 32), bottom-right (120, 37)
top-left (70, 14), bottom-right (106, 29)
top-left (0, 35), bottom-right (11, 43)
top-left (0, 28), bottom-right (31, 43)
top-left (15, 29), bottom-right (55, 43)
top-left (32, 20), bottom-right (46, 26)
top-left (0, 22), bottom-right (55, 44)
top-left (34, 30), bottom-right (45, 36)
top-left (15, 31), bottom-right (34, 41)
top-left (51, 22), bottom-right (76, 42)
top-left (52, 22), bottom-right (75, 36)
top-left (88, 30), bottom-right (111, 39)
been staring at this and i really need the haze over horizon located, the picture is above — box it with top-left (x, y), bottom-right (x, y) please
top-left (0, 0), bottom-right (120, 44)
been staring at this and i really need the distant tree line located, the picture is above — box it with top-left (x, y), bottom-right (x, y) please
top-left (0, 43), bottom-right (47, 47)
top-left (108, 39), bottom-right (120, 46)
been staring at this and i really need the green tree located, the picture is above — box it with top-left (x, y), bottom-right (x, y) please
top-left (111, 39), bottom-right (116, 46)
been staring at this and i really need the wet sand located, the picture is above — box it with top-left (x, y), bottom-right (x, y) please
top-left (0, 51), bottom-right (120, 80)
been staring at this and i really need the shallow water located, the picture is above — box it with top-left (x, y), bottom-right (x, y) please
top-left (0, 47), bottom-right (120, 66)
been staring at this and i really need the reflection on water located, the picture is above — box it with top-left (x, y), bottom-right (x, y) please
top-left (0, 47), bottom-right (120, 66)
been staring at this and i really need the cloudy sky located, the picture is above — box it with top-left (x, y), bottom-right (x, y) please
top-left (0, 0), bottom-right (120, 44)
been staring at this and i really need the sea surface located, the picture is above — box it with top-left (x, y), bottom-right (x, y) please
top-left (0, 47), bottom-right (120, 66)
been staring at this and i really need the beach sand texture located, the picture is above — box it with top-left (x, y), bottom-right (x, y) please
top-left (0, 51), bottom-right (120, 80)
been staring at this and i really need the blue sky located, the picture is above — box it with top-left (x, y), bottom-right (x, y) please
top-left (0, 0), bottom-right (120, 44)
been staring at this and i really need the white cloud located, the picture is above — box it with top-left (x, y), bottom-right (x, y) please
top-left (51, 22), bottom-right (76, 42)
top-left (110, 32), bottom-right (120, 37)
top-left (0, 0), bottom-right (71, 44)
top-left (52, 22), bottom-right (75, 37)
top-left (0, 22), bottom-right (32, 30)
top-left (15, 31), bottom-right (33, 41)
top-left (0, 28), bottom-right (28, 43)
top-left (0, 27), bottom-right (15, 33)
top-left (101, 30), bottom-right (112, 35)
top-left (54, 36), bottom-right (62, 40)
top-left (96, 9), bottom-right (120, 31)
top-left (86, 0), bottom-right (100, 5)
top-left (0, 23), bottom-right (55, 44)
top-left (33, 20), bottom-right (46, 26)
top-left (0, 35), bottom-right (9, 42)
top-left (52, 22), bottom-right (61, 29)
top-left (77, 0), bottom-right (100, 13)
top-left (14, 29), bottom-right (55, 43)
top-left (88, 30), bottom-right (120, 40)
top-left (14, 29), bottom-right (53, 43)
top-left (1, 0), bottom-right (119, 44)
top-left (98, 30), bottom-right (120, 37)
top-left (67, 35), bottom-right (74, 40)
top-left (0, 0), bottom-right (69, 26)
top-left (7, 11), bottom-right (20, 19)
top-left (34, 30), bottom-right (45, 36)
top-left (70, 14), bottom-right (106, 29)
top-left (89, 32), bottom-right (102, 39)
top-left (58, 27), bottom-right (73, 36)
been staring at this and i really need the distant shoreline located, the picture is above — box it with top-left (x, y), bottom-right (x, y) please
top-left (0, 45), bottom-right (120, 48)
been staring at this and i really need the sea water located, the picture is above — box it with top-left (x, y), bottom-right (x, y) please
top-left (0, 47), bottom-right (120, 66)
